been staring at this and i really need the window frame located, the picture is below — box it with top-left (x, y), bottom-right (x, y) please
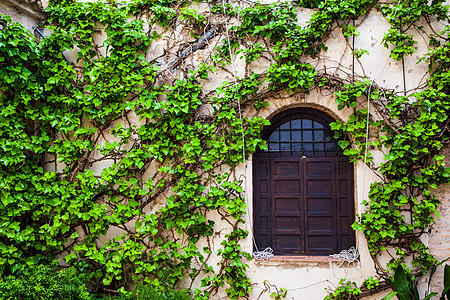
top-left (252, 107), bottom-right (356, 256)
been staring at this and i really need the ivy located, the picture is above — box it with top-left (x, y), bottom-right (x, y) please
top-left (1, 0), bottom-right (450, 299)
top-left (324, 277), bottom-right (381, 300)
top-left (379, 0), bottom-right (449, 60)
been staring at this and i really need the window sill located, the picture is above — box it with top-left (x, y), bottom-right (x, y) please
top-left (254, 255), bottom-right (330, 263)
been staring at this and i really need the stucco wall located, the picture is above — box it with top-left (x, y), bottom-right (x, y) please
top-left (2, 1), bottom-right (450, 299)
top-left (0, 0), bottom-right (44, 31)
top-left (428, 147), bottom-right (450, 296)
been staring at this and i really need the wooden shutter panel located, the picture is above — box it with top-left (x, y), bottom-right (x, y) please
top-left (253, 158), bottom-right (271, 250)
top-left (335, 157), bottom-right (355, 251)
top-left (304, 157), bottom-right (335, 254)
top-left (271, 158), bottom-right (303, 255)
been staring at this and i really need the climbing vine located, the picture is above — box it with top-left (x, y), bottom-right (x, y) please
top-left (334, 0), bottom-right (450, 274)
top-left (1, 0), bottom-right (450, 299)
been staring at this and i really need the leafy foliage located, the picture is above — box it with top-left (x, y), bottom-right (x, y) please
top-left (324, 279), bottom-right (362, 300)
top-left (383, 264), bottom-right (442, 300)
top-left (331, 23), bottom-right (450, 276)
top-left (0, 261), bottom-right (90, 300)
top-left (115, 284), bottom-right (191, 300)
top-left (379, 0), bottom-right (449, 60)
top-left (324, 277), bottom-right (381, 300)
top-left (1, 0), bottom-right (450, 299)
top-left (0, 4), bottom-right (266, 297)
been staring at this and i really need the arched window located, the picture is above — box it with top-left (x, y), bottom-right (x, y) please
top-left (253, 108), bottom-right (355, 255)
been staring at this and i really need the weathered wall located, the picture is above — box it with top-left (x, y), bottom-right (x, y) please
top-left (0, 0), bottom-right (44, 31)
top-left (428, 147), bottom-right (450, 295)
top-left (2, 0), bottom-right (450, 299)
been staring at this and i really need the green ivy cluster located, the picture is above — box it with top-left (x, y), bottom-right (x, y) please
top-left (1, 0), bottom-right (450, 299)
top-left (331, 22), bottom-right (450, 277)
top-left (0, 1), bottom-right (267, 297)
top-left (324, 277), bottom-right (381, 300)
top-left (379, 0), bottom-right (449, 60)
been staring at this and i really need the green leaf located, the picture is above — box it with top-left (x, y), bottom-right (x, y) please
top-left (392, 265), bottom-right (411, 300)
top-left (381, 292), bottom-right (398, 300)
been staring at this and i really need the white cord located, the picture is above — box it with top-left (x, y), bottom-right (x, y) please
top-left (327, 247), bottom-right (361, 279)
top-left (221, 0), bottom-right (272, 260)
top-left (327, 246), bottom-right (359, 264)
top-left (374, 0), bottom-right (403, 82)
top-left (252, 247), bottom-right (275, 261)
top-left (364, 82), bottom-right (373, 164)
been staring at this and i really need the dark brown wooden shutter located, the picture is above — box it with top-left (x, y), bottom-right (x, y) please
top-left (271, 158), bottom-right (303, 254)
top-left (304, 157), bottom-right (335, 254)
top-left (253, 156), bottom-right (355, 255)
top-left (335, 157), bottom-right (355, 251)
top-left (253, 158), bottom-right (271, 250)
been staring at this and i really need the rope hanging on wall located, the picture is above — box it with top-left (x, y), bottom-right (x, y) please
top-left (327, 246), bottom-right (360, 279)
top-left (327, 246), bottom-right (359, 265)
top-left (221, 0), bottom-right (275, 263)
top-left (252, 247), bottom-right (275, 261)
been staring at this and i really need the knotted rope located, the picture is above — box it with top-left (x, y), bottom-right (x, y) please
top-left (253, 247), bottom-right (275, 261)
top-left (327, 246), bottom-right (360, 279)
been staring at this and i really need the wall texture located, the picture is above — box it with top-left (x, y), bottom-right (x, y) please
top-left (1, 0), bottom-right (450, 299)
